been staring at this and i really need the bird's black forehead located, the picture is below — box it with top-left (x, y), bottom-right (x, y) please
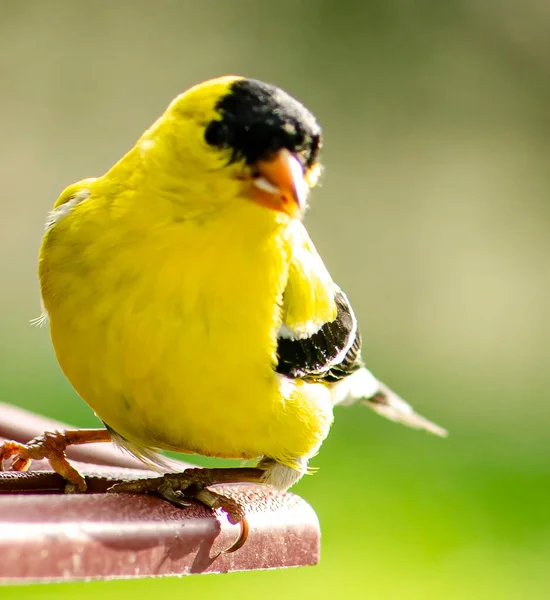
top-left (205, 78), bottom-right (322, 167)
top-left (219, 79), bottom-right (320, 138)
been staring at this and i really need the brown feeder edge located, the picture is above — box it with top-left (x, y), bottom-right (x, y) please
top-left (0, 402), bottom-right (321, 583)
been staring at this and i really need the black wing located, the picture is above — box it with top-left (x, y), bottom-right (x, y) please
top-left (275, 290), bottom-right (363, 383)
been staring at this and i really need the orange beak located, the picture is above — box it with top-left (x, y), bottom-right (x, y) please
top-left (250, 148), bottom-right (308, 219)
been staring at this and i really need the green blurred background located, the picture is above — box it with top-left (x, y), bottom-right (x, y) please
top-left (1, 1), bottom-right (549, 598)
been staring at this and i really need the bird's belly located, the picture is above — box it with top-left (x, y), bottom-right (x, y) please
top-left (51, 310), bottom-right (331, 462)
top-left (46, 242), bottom-right (332, 463)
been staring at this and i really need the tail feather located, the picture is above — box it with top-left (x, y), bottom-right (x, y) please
top-left (332, 368), bottom-right (448, 437)
top-left (364, 381), bottom-right (448, 437)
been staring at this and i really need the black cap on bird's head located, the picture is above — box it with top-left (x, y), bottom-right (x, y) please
top-left (204, 78), bottom-right (322, 170)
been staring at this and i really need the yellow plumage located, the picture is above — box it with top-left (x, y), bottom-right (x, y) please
top-left (39, 77), bottom-right (336, 475)
top-left (34, 75), bottom-right (445, 495)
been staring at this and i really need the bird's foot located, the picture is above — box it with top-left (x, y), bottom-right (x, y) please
top-left (108, 467), bottom-right (265, 552)
top-left (0, 428), bottom-right (111, 492)
top-left (108, 467), bottom-right (264, 523)
top-left (0, 431), bottom-right (87, 492)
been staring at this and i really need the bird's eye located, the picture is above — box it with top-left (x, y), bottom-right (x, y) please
top-left (308, 134), bottom-right (321, 167)
top-left (293, 130), bottom-right (305, 148)
top-left (204, 120), bottom-right (231, 148)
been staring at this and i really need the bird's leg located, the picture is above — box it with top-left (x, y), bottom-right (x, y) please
top-left (109, 467), bottom-right (265, 521)
top-left (0, 428), bottom-right (111, 492)
top-left (108, 466), bottom-right (266, 550)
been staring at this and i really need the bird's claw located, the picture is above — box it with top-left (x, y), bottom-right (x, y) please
top-left (156, 480), bottom-right (193, 508)
top-left (0, 431), bottom-right (87, 492)
top-left (108, 470), bottom-right (249, 552)
top-left (107, 471), bottom-right (244, 521)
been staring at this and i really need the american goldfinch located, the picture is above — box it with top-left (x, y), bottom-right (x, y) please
top-left (2, 76), bottom-right (446, 521)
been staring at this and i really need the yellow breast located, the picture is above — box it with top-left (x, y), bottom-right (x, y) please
top-left (40, 186), bottom-right (333, 465)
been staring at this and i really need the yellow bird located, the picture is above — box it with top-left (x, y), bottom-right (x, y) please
top-left (2, 76), bottom-right (446, 522)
